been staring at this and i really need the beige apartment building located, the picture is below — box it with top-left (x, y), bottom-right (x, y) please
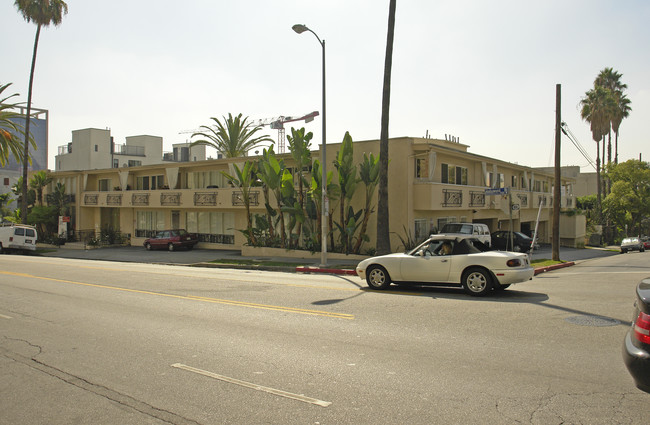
top-left (45, 136), bottom-right (584, 252)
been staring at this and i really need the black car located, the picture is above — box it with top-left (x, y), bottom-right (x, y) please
top-left (622, 277), bottom-right (650, 393)
top-left (491, 231), bottom-right (535, 252)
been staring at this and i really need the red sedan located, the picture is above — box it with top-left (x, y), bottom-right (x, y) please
top-left (143, 229), bottom-right (198, 251)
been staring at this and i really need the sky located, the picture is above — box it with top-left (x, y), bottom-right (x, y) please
top-left (2, 0), bottom-right (649, 172)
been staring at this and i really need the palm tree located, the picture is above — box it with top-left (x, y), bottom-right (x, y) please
top-left (580, 85), bottom-right (616, 220)
top-left (611, 93), bottom-right (632, 165)
top-left (376, 0), bottom-right (396, 255)
top-left (0, 83), bottom-right (35, 167)
top-left (29, 169), bottom-right (52, 206)
top-left (14, 0), bottom-right (69, 224)
top-left (594, 68), bottom-right (629, 165)
top-left (191, 113), bottom-right (273, 158)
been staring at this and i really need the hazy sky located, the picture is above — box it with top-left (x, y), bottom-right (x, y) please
top-left (2, 0), bottom-right (648, 171)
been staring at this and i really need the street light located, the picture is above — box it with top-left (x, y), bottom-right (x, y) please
top-left (293, 23), bottom-right (327, 267)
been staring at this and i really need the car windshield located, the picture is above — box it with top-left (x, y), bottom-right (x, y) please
top-left (409, 238), bottom-right (490, 256)
top-left (178, 230), bottom-right (188, 236)
top-left (441, 224), bottom-right (472, 234)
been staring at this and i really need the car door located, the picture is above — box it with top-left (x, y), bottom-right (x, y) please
top-left (399, 240), bottom-right (453, 283)
top-left (152, 231), bottom-right (168, 249)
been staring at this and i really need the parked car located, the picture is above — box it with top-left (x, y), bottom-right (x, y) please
top-left (0, 223), bottom-right (38, 254)
top-left (356, 234), bottom-right (534, 296)
top-left (620, 237), bottom-right (645, 253)
top-left (641, 236), bottom-right (650, 250)
top-left (622, 277), bottom-right (650, 393)
top-left (143, 229), bottom-right (198, 251)
top-left (438, 222), bottom-right (491, 247)
top-left (491, 230), bottom-right (536, 252)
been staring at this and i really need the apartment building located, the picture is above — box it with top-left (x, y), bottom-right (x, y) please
top-left (55, 128), bottom-right (206, 171)
top-left (44, 136), bottom-right (584, 251)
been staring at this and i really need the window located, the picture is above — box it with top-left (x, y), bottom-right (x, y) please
top-left (3, 178), bottom-right (8, 186)
top-left (98, 179), bottom-right (111, 192)
top-left (26, 228), bottom-right (35, 237)
top-left (186, 212), bottom-right (235, 235)
top-left (186, 171), bottom-right (228, 189)
top-left (136, 210), bottom-right (165, 231)
top-left (113, 159), bottom-right (119, 168)
top-left (128, 160), bottom-right (142, 167)
top-left (14, 228), bottom-right (24, 236)
top-left (136, 176), bottom-right (150, 190)
top-left (151, 175), bottom-right (165, 189)
top-left (436, 216), bottom-right (456, 232)
top-left (94, 145), bottom-right (98, 152)
top-left (414, 219), bottom-right (430, 240)
top-left (511, 176), bottom-right (517, 188)
top-left (415, 158), bottom-right (426, 178)
top-left (441, 164), bottom-right (468, 185)
top-left (488, 173), bottom-right (504, 188)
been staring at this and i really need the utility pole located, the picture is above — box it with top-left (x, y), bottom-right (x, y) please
top-left (552, 84), bottom-right (561, 261)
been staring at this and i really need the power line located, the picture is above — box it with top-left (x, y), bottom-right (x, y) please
top-left (561, 122), bottom-right (596, 170)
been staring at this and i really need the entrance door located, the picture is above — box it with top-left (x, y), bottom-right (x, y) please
top-left (171, 211), bottom-right (180, 229)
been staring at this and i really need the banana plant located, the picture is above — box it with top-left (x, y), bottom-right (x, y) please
top-left (309, 159), bottom-right (340, 250)
top-left (353, 152), bottom-right (381, 254)
top-left (334, 132), bottom-right (359, 253)
top-left (257, 149), bottom-right (287, 247)
top-left (222, 160), bottom-right (257, 245)
top-left (286, 127), bottom-right (313, 244)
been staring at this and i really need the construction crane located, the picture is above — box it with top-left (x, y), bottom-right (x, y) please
top-left (251, 111), bottom-right (319, 153)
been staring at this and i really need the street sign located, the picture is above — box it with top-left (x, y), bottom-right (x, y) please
top-left (484, 187), bottom-right (509, 196)
top-left (511, 204), bottom-right (520, 211)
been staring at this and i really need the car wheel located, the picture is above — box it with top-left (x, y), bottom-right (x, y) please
top-left (168, 243), bottom-right (175, 252)
top-left (366, 265), bottom-right (391, 290)
top-left (641, 247), bottom-right (646, 252)
top-left (144, 242), bottom-right (152, 251)
top-left (621, 249), bottom-right (627, 254)
top-left (462, 267), bottom-right (493, 296)
top-left (187, 245), bottom-right (194, 251)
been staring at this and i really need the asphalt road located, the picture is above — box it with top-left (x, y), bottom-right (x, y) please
top-left (1, 251), bottom-right (648, 424)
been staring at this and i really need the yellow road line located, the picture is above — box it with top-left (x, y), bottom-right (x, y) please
top-left (0, 270), bottom-right (354, 320)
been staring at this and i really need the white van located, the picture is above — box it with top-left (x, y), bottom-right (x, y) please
top-left (438, 222), bottom-right (491, 247)
top-left (0, 223), bottom-right (38, 253)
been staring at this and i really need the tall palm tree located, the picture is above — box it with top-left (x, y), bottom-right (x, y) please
top-left (580, 85), bottom-right (616, 221)
top-left (191, 113), bottom-right (273, 158)
top-left (0, 83), bottom-right (35, 167)
top-left (14, 0), bottom-right (68, 224)
top-left (29, 169), bottom-right (52, 206)
top-left (611, 93), bottom-right (632, 165)
top-left (594, 68), bottom-right (629, 165)
top-left (376, 0), bottom-right (396, 255)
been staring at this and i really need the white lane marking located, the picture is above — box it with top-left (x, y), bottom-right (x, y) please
top-left (0, 313), bottom-right (12, 319)
top-left (171, 363), bottom-right (331, 408)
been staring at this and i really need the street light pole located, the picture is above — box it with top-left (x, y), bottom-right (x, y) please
top-left (293, 24), bottom-right (327, 267)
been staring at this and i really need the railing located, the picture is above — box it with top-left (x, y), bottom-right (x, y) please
top-left (194, 192), bottom-right (217, 206)
top-left (232, 191), bottom-right (260, 206)
top-left (517, 193), bottom-right (528, 207)
top-left (161, 192), bottom-right (181, 206)
top-left (84, 194), bottom-right (98, 205)
top-left (469, 191), bottom-right (485, 207)
top-left (113, 144), bottom-right (145, 156)
top-left (107, 194), bottom-right (122, 206)
top-left (442, 189), bottom-right (463, 207)
top-left (132, 193), bottom-right (150, 206)
top-left (196, 233), bottom-right (235, 244)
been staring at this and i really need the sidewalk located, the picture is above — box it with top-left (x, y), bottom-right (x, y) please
top-left (36, 243), bottom-right (620, 277)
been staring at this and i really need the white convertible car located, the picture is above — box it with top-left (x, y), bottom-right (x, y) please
top-left (356, 234), bottom-right (535, 296)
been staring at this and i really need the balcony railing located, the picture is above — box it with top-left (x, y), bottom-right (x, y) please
top-left (469, 191), bottom-right (485, 207)
top-left (194, 192), bottom-right (217, 206)
top-left (113, 144), bottom-right (145, 156)
top-left (161, 192), bottom-right (181, 206)
top-left (84, 194), bottom-right (98, 205)
top-left (232, 191), bottom-right (260, 206)
top-left (442, 189), bottom-right (463, 207)
top-left (107, 194), bottom-right (122, 206)
top-left (132, 193), bottom-right (150, 206)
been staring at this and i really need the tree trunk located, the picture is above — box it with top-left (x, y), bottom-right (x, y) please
top-left (596, 139), bottom-right (602, 223)
top-left (22, 24), bottom-right (42, 224)
top-left (376, 0), bottom-right (396, 255)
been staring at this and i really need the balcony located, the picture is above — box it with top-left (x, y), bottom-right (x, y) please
top-left (113, 144), bottom-right (145, 156)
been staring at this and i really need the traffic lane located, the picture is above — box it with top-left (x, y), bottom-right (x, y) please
top-left (3, 255), bottom-right (650, 423)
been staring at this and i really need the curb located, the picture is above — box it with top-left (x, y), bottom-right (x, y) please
top-left (295, 266), bottom-right (357, 275)
top-left (533, 261), bottom-right (575, 275)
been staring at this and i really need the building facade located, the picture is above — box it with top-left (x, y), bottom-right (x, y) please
top-left (44, 136), bottom-right (584, 251)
